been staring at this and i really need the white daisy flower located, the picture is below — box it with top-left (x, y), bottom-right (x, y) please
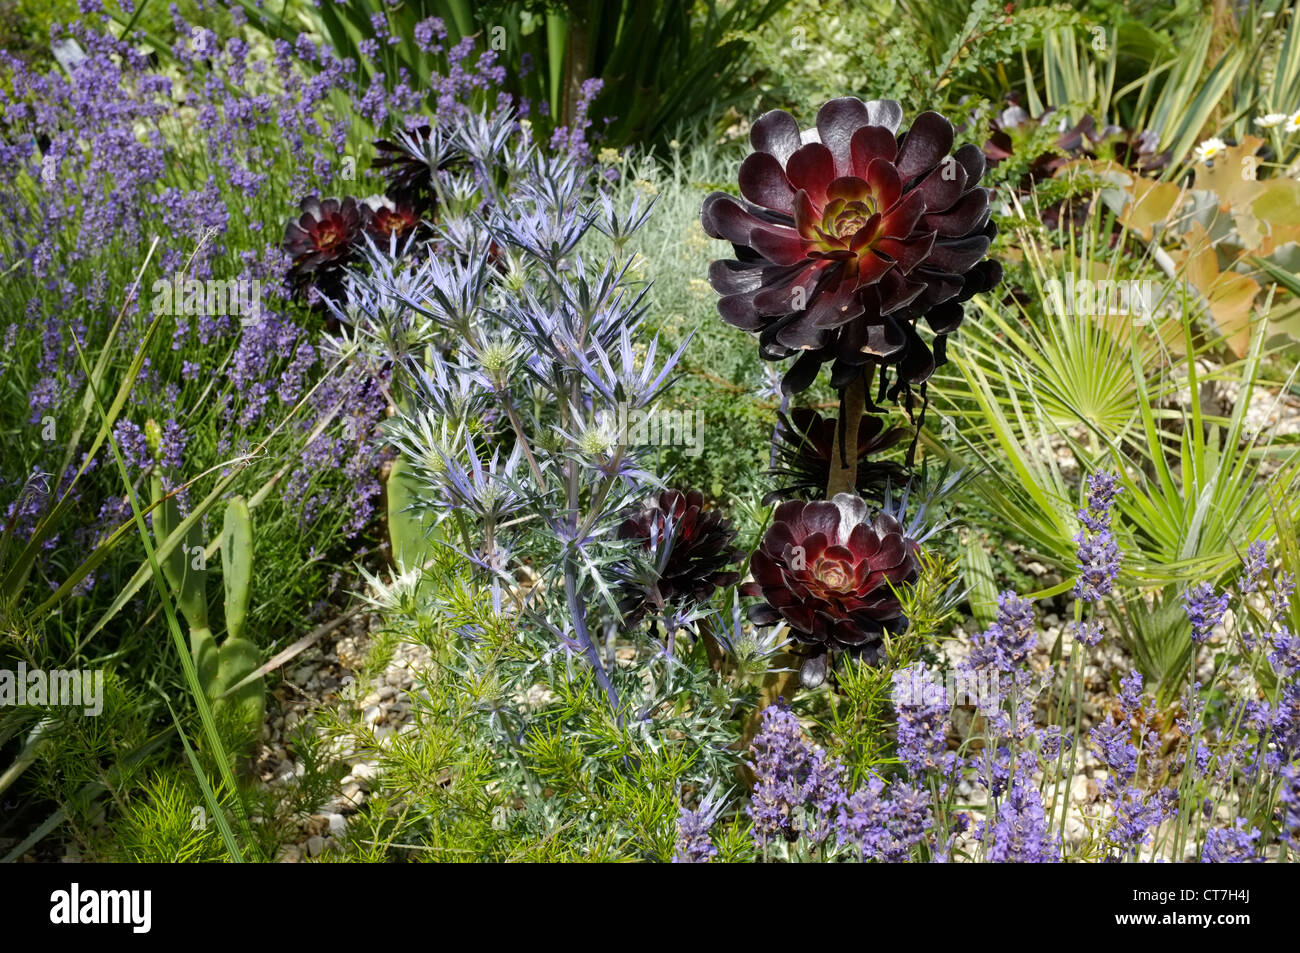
top-left (1286, 111), bottom-right (1300, 134)
top-left (1254, 113), bottom-right (1288, 129)
top-left (1194, 137), bottom-right (1228, 163)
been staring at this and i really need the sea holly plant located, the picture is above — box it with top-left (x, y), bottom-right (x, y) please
top-left (337, 106), bottom-right (691, 718)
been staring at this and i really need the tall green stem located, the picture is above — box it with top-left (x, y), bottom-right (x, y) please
top-left (826, 367), bottom-right (872, 498)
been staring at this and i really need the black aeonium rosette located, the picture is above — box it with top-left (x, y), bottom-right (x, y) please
top-left (615, 489), bottom-right (743, 627)
top-left (283, 195), bottom-right (368, 303)
top-left (701, 97), bottom-right (1002, 400)
top-left (743, 493), bottom-right (921, 682)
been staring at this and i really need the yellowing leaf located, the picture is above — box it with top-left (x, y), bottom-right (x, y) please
top-left (1121, 178), bottom-right (1181, 240)
top-left (1252, 178), bottom-right (1300, 226)
top-left (1193, 136), bottom-right (1267, 210)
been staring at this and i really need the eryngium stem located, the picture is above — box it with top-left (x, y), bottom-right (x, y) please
top-left (565, 552), bottom-right (622, 722)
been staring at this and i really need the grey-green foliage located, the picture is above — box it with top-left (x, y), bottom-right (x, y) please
top-left (326, 546), bottom-right (750, 861)
top-left (151, 475), bottom-right (264, 737)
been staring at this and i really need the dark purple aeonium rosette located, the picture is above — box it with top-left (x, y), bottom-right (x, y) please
top-left (365, 200), bottom-right (421, 243)
top-left (283, 195), bottom-right (369, 303)
top-left (701, 97), bottom-right (1002, 399)
top-left (743, 494), bottom-right (921, 685)
top-left (615, 489), bottom-right (743, 629)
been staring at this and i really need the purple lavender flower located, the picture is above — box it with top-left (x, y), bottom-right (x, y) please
top-left (1270, 625), bottom-right (1300, 677)
top-left (892, 663), bottom-right (953, 777)
top-left (1241, 540), bottom-right (1268, 594)
top-left (967, 591), bottom-right (1037, 673)
top-left (1106, 786), bottom-right (1176, 859)
top-left (1176, 681), bottom-right (1205, 737)
top-left (673, 789), bottom-right (723, 863)
top-left (803, 748), bottom-right (847, 845)
top-left (747, 704), bottom-right (812, 846)
top-left (111, 419), bottom-right (152, 472)
top-left (1072, 619), bottom-right (1104, 647)
top-left (985, 760), bottom-right (1058, 863)
top-left (1091, 720), bottom-right (1139, 787)
top-left (836, 775), bottom-right (933, 863)
top-left (1074, 529), bottom-right (1121, 602)
top-left (1183, 582), bottom-right (1230, 644)
top-left (1273, 572), bottom-right (1296, 619)
top-left (1118, 669), bottom-right (1145, 719)
top-left (1279, 762), bottom-right (1300, 851)
top-left (1248, 680), bottom-right (1300, 773)
top-left (1080, 470), bottom-right (1120, 530)
top-left (1201, 818), bottom-right (1262, 863)
top-left (746, 704), bottom-right (849, 849)
top-left (1088, 671), bottom-right (1180, 857)
top-left (1073, 470), bottom-right (1122, 602)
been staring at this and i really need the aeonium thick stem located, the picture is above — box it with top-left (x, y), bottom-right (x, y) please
top-left (826, 365), bottom-right (873, 498)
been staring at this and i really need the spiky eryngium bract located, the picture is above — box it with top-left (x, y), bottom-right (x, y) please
top-left (340, 108), bottom-right (691, 714)
top-left (701, 97), bottom-right (1002, 398)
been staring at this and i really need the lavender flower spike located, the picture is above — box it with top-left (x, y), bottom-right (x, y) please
top-left (986, 760), bottom-right (1058, 863)
top-left (1073, 470), bottom-right (1122, 603)
top-left (747, 704), bottom-right (812, 847)
top-left (1182, 582), bottom-right (1230, 644)
top-left (892, 663), bottom-right (953, 777)
top-left (1240, 540), bottom-right (1268, 595)
top-left (967, 591), bottom-right (1037, 673)
top-left (673, 788), bottom-right (724, 863)
top-left (1201, 818), bottom-right (1262, 863)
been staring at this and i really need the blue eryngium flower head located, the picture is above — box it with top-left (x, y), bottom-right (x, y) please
top-left (593, 189), bottom-right (655, 245)
top-left (453, 106), bottom-right (517, 169)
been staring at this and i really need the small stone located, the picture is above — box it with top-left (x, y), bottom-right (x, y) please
top-left (277, 844), bottom-right (304, 863)
top-left (1063, 812), bottom-right (1087, 845)
top-left (306, 835), bottom-right (325, 857)
top-left (1070, 774), bottom-right (1096, 805)
top-left (363, 705), bottom-right (384, 727)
